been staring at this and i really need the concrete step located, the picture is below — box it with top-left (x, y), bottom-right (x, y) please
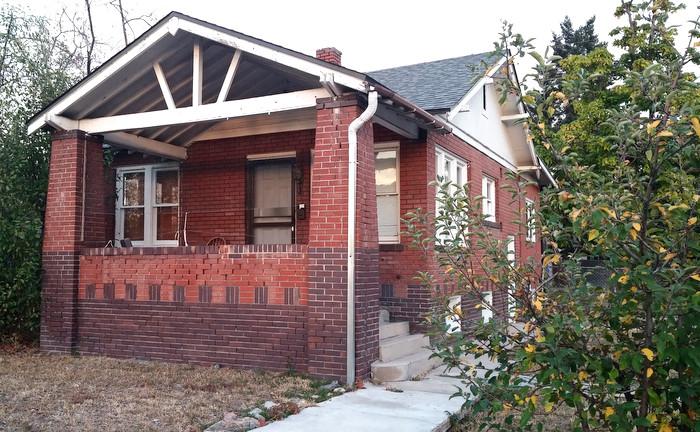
top-left (379, 333), bottom-right (430, 363)
top-left (371, 348), bottom-right (442, 382)
top-left (379, 321), bottom-right (410, 340)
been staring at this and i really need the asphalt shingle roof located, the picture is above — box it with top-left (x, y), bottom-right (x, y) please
top-left (367, 52), bottom-right (498, 112)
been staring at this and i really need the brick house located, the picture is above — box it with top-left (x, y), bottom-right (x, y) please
top-left (29, 12), bottom-right (554, 383)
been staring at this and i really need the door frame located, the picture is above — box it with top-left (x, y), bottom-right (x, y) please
top-left (245, 156), bottom-right (296, 245)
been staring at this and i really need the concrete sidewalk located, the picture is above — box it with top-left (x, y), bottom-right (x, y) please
top-left (256, 381), bottom-right (464, 432)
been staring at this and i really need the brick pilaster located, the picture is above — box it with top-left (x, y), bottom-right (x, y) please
top-left (307, 95), bottom-right (379, 381)
top-left (41, 130), bottom-right (104, 353)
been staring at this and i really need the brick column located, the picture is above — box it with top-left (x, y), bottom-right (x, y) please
top-left (41, 130), bottom-right (105, 353)
top-left (308, 94), bottom-right (379, 381)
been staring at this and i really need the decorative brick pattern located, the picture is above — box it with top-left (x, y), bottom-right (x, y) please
top-left (103, 283), bottom-right (115, 300)
top-left (226, 286), bottom-right (239, 304)
top-left (126, 284), bottom-right (137, 301)
top-left (78, 245), bottom-right (308, 306)
top-left (254, 287), bottom-right (268, 304)
top-left (173, 286), bottom-right (185, 303)
top-left (149, 284), bottom-right (161, 301)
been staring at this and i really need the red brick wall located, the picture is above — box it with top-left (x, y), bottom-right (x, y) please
top-left (307, 95), bottom-right (379, 380)
top-left (41, 130), bottom-right (105, 353)
top-left (78, 245), bottom-right (308, 305)
top-left (77, 301), bottom-right (307, 372)
top-left (109, 130), bottom-right (314, 246)
top-left (375, 125), bottom-right (542, 328)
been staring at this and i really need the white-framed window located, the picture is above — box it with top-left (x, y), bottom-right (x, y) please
top-left (115, 163), bottom-right (180, 246)
top-left (435, 147), bottom-right (468, 188)
top-left (506, 235), bottom-right (516, 319)
top-left (525, 198), bottom-right (536, 243)
top-left (481, 176), bottom-right (496, 222)
top-left (481, 85), bottom-right (488, 118)
top-left (435, 147), bottom-right (468, 243)
top-left (481, 291), bottom-right (493, 323)
top-left (375, 142), bottom-right (400, 244)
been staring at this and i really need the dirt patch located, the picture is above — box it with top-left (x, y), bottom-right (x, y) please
top-left (0, 349), bottom-right (316, 431)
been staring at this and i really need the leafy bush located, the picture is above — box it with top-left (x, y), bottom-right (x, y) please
top-left (406, 2), bottom-right (700, 431)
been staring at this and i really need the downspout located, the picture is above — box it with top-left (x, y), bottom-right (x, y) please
top-left (346, 88), bottom-right (378, 385)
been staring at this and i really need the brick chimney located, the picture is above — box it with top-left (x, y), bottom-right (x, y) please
top-left (315, 47), bottom-right (342, 65)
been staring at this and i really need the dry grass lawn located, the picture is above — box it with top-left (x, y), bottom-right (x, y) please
top-left (0, 347), bottom-right (318, 432)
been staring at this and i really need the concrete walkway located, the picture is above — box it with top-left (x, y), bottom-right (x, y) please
top-left (256, 379), bottom-right (464, 432)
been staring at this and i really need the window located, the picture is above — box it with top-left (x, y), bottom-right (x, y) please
top-left (116, 164), bottom-right (179, 246)
top-left (375, 143), bottom-right (400, 243)
top-left (435, 148), bottom-right (468, 243)
top-left (506, 236), bottom-right (516, 319)
top-left (525, 198), bottom-right (536, 243)
top-left (482, 176), bottom-right (496, 222)
top-left (481, 291), bottom-right (493, 323)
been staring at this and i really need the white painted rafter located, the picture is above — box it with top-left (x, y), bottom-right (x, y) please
top-left (153, 62), bottom-right (176, 110)
top-left (104, 132), bottom-right (187, 160)
top-left (45, 88), bottom-right (329, 134)
top-left (217, 49), bottom-right (242, 103)
top-left (26, 19), bottom-right (174, 134)
top-left (192, 41), bottom-right (203, 106)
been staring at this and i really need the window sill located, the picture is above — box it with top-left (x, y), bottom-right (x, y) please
top-left (379, 243), bottom-right (404, 252)
top-left (482, 220), bottom-right (501, 230)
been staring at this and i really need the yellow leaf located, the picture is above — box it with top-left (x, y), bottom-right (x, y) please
top-left (632, 222), bottom-right (641, 232)
top-left (618, 275), bottom-right (629, 284)
top-left (630, 228), bottom-right (638, 241)
top-left (588, 229), bottom-right (600, 241)
top-left (663, 253), bottom-right (677, 262)
top-left (544, 401), bottom-right (554, 413)
top-left (578, 371), bottom-right (589, 381)
top-left (630, 285), bottom-right (638, 293)
top-left (533, 298), bottom-right (543, 312)
top-left (691, 274), bottom-right (700, 282)
top-left (688, 217), bottom-right (697, 226)
top-left (543, 254), bottom-right (560, 267)
top-left (659, 423), bottom-right (672, 432)
top-left (646, 367), bottom-right (654, 378)
top-left (647, 412), bottom-right (658, 424)
top-left (524, 344), bottom-right (536, 353)
top-left (656, 130), bottom-right (673, 137)
top-left (600, 206), bottom-right (616, 219)
top-left (647, 120), bottom-right (661, 135)
top-left (641, 348), bottom-right (655, 361)
top-left (570, 208), bottom-right (583, 221)
top-left (474, 303), bottom-right (483, 309)
top-left (691, 117), bottom-right (700, 137)
top-left (604, 406), bottom-right (615, 419)
top-left (535, 328), bottom-right (545, 343)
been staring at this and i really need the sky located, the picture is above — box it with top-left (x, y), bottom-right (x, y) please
top-left (7, 0), bottom-right (700, 73)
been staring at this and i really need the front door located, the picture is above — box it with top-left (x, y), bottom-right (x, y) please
top-left (248, 159), bottom-right (294, 244)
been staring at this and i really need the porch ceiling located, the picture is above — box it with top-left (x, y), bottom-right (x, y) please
top-left (60, 32), bottom-right (321, 147)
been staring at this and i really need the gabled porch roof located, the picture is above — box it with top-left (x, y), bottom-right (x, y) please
top-left (28, 12), bottom-right (450, 161)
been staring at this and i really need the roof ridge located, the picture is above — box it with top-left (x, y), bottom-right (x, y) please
top-left (368, 51), bottom-right (496, 74)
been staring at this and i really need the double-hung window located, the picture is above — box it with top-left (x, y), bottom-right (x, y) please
top-left (482, 176), bottom-right (496, 222)
top-left (375, 143), bottom-right (400, 244)
top-left (525, 198), bottom-right (536, 243)
top-left (435, 147), bottom-right (468, 243)
top-left (116, 164), bottom-right (180, 246)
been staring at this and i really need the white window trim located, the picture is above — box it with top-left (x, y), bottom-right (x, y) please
top-left (115, 162), bottom-right (180, 247)
top-left (506, 235), bottom-right (516, 319)
top-left (525, 198), bottom-right (536, 243)
top-left (481, 291), bottom-right (493, 323)
top-left (435, 147), bottom-right (469, 244)
top-left (375, 141), bottom-right (400, 244)
top-left (482, 176), bottom-right (496, 222)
